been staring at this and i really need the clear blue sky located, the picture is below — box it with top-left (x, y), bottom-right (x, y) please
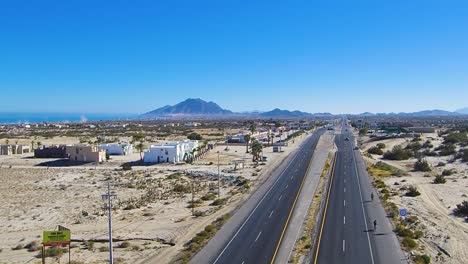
top-left (1, 0), bottom-right (467, 114)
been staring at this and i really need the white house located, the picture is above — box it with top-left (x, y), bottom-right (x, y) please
top-left (144, 140), bottom-right (199, 163)
top-left (98, 143), bottom-right (133, 155)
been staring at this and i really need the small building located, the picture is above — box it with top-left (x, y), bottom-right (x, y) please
top-left (13, 145), bottom-right (31, 154)
top-left (34, 146), bottom-right (68, 158)
top-left (98, 143), bottom-right (133, 155)
top-left (226, 134), bottom-right (247, 143)
top-left (0, 145), bottom-right (12, 155)
top-left (66, 145), bottom-right (106, 162)
top-left (0, 144), bottom-right (31, 155)
top-left (144, 140), bottom-right (199, 163)
top-left (407, 127), bottom-right (436, 134)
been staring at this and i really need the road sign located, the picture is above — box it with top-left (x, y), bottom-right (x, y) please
top-left (43, 230), bottom-right (70, 246)
top-left (399, 208), bottom-right (408, 217)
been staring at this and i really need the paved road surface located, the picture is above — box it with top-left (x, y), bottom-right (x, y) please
top-left (192, 128), bottom-right (325, 264)
top-left (314, 121), bottom-right (406, 264)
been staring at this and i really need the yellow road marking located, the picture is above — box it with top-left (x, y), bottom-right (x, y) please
top-left (270, 147), bottom-right (317, 264)
top-left (313, 152), bottom-right (337, 264)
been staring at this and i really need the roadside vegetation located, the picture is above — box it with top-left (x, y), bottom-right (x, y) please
top-left (176, 213), bottom-right (231, 263)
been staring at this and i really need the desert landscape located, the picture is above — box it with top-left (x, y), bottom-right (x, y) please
top-left (0, 120), bottom-right (314, 263)
top-left (358, 122), bottom-right (468, 264)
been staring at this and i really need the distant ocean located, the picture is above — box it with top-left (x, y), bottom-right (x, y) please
top-left (0, 112), bottom-right (138, 124)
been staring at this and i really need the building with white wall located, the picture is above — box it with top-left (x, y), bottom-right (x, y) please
top-left (143, 140), bottom-right (199, 163)
top-left (98, 143), bottom-right (133, 155)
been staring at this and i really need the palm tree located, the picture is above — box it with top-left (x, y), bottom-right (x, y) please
top-left (36, 141), bottom-right (42, 148)
top-left (251, 140), bottom-right (263, 162)
top-left (136, 141), bottom-right (145, 161)
top-left (249, 124), bottom-right (256, 136)
top-left (244, 134), bottom-right (251, 153)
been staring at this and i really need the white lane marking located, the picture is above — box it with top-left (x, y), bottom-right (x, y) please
top-left (344, 179), bottom-right (346, 184)
top-left (212, 147), bottom-right (299, 264)
top-left (352, 151), bottom-right (375, 264)
top-left (269, 210), bottom-right (274, 218)
top-left (344, 200), bottom-right (346, 207)
top-left (279, 195), bottom-right (283, 201)
top-left (241, 261), bottom-right (244, 264)
top-left (286, 184), bottom-right (289, 189)
top-left (344, 216), bottom-right (346, 224)
top-left (343, 240), bottom-right (345, 252)
top-left (344, 187), bottom-right (346, 193)
top-left (254, 231), bottom-right (262, 242)
top-left (291, 175), bottom-right (294, 180)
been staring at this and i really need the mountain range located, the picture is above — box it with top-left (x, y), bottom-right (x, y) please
top-left (140, 98), bottom-right (329, 118)
top-left (140, 98), bottom-right (467, 119)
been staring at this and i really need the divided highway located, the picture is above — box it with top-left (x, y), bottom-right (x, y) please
top-left (314, 122), bottom-right (405, 264)
top-left (192, 128), bottom-right (325, 264)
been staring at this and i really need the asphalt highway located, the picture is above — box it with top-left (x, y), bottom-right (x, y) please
top-left (314, 121), bottom-right (405, 264)
top-left (208, 128), bottom-right (325, 264)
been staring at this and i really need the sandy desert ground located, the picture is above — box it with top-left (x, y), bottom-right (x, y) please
top-left (0, 132), bottom-right (310, 263)
top-left (361, 133), bottom-right (468, 264)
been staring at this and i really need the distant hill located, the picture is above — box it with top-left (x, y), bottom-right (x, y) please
top-left (355, 109), bottom-right (460, 117)
top-left (456, 107), bottom-right (468, 114)
top-left (141, 98), bottom-right (233, 118)
top-left (260, 108), bottom-right (312, 118)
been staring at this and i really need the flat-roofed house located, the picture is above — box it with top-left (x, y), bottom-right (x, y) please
top-left (66, 145), bottom-right (106, 162)
top-left (98, 143), bottom-right (133, 155)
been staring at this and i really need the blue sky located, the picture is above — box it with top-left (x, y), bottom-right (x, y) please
top-left (1, 0), bottom-right (467, 114)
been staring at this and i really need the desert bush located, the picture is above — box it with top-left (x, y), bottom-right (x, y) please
top-left (210, 198), bottom-right (226, 206)
top-left (12, 244), bottom-right (23, 250)
top-left (118, 241), bottom-right (131, 248)
top-left (406, 142), bottom-right (422, 151)
top-left (173, 184), bottom-right (191, 193)
top-left (376, 143), bottom-right (386, 149)
top-left (201, 192), bottom-right (217, 201)
top-left (414, 254), bottom-right (431, 264)
top-left (121, 163), bottom-right (132, 171)
top-left (414, 159), bottom-right (431, 172)
top-left (99, 246), bottom-right (109, 252)
top-left (401, 237), bottom-right (417, 250)
top-left (433, 175), bottom-right (446, 184)
top-left (193, 210), bottom-right (205, 217)
top-left (442, 169), bottom-right (454, 176)
top-left (453, 200), bottom-right (468, 217)
top-left (406, 186), bottom-right (421, 197)
top-left (84, 240), bottom-right (94, 250)
top-left (437, 144), bottom-right (456, 156)
top-left (204, 224), bottom-right (217, 233)
top-left (422, 140), bottom-right (433, 149)
top-left (462, 149), bottom-right (468, 162)
top-left (374, 179), bottom-right (386, 189)
top-left (187, 132), bottom-right (202, 140)
top-left (444, 132), bottom-right (468, 144)
top-left (25, 241), bottom-right (41, 252)
top-left (383, 146), bottom-right (412, 160)
top-left (367, 146), bottom-right (383, 155)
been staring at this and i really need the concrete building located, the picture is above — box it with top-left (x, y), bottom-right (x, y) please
top-left (66, 145), bottom-right (106, 162)
top-left (0, 144), bottom-right (31, 155)
top-left (98, 143), bottom-right (133, 155)
top-left (0, 145), bottom-right (12, 155)
top-left (144, 140), bottom-right (199, 163)
top-left (34, 146), bottom-right (68, 158)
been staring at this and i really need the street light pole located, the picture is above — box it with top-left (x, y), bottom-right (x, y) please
top-left (102, 182), bottom-right (117, 264)
top-left (217, 151), bottom-right (220, 199)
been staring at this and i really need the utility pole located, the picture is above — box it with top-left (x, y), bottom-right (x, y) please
top-left (191, 181), bottom-right (195, 216)
top-left (217, 151), bottom-right (220, 199)
top-left (101, 182), bottom-right (117, 264)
